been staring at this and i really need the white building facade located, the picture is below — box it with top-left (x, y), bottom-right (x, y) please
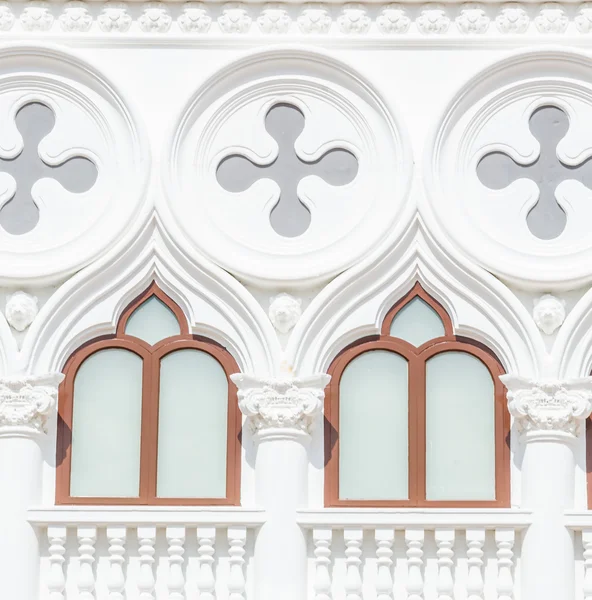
top-left (1, 3), bottom-right (592, 599)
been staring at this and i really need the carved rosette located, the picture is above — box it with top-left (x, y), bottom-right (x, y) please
top-left (0, 373), bottom-right (64, 437)
top-left (231, 374), bottom-right (330, 437)
top-left (502, 375), bottom-right (592, 439)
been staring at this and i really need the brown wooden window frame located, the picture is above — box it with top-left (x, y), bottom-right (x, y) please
top-left (56, 282), bottom-right (242, 506)
top-left (324, 282), bottom-right (510, 509)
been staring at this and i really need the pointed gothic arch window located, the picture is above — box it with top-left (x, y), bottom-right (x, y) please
top-left (324, 283), bottom-right (510, 508)
top-left (56, 283), bottom-right (241, 505)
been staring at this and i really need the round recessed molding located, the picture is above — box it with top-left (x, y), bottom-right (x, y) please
top-left (162, 47), bottom-right (412, 287)
top-left (425, 49), bottom-right (592, 291)
top-left (0, 43), bottom-right (148, 284)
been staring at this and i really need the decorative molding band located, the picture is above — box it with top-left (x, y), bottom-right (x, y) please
top-left (0, 373), bottom-right (64, 437)
top-left (501, 374), bottom-right (592, 439)
top-left (0, 2), bottom-right (592, 37)
top-left (231, 373), bottom-right (330, 437)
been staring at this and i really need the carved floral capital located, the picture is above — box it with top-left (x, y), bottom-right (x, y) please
top-left (231, 373), bottom-right (330, 436)
top-left (501, 375), bottom-right (592, 438)
top-left (0, 373), bottom-right (64, 437)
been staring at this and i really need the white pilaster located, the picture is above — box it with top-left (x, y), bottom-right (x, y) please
top-left (0, 373), bottom-right (63, 600)
top-left (502, 375), bottom-right (592, 600)
top-left (232, 373), bottom-right (330, 600)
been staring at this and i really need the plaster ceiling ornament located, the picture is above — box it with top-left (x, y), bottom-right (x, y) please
top-left (0, 45), bottom-right (147, 284)
top-left (5, 291), bottom-right (38, 331)
top-left (218, 3), bottom-right (252, 33)
top-left (97, 2), bottom-right (132, 32)
top-left (535, 3), bottom-right (568, 33)
top-left (376, 4), bottom-right (410, 34)
top-left (59, 1), bottom-right (92, 32)
top-left (162, 49), bottom-right (411, 287)
top-left (425, 50), bottom-right (592, 290)
top-left (533, 293), bottom-right (566, 335)
top-left (456, 3), bottom-right (490, 34)
top-left (178, 2), bottom-right (211, 33)
top-left (0, 373), bottom-right (63, 436)
top-left (20, 2), bottom-right (53, 31)
top-left (416, 4), bottom-right (450, 34)
top-left (268, 293), bottom-right (302, 334)
top-left (495, 3), bottom-right (529, 33)
top-left (138, 2), bottom-right (172, 32)
top-left (502, 375), bottom-right (592, 437)
top-left (231, 373), bottom-right (330, 435)
top-left (337, 4), bottom-right (371, 34)
top-left (0, 2), bottom-right (15, 31)
top-left (575, 3), bottom-right (592, 33)
top-left (257, 4), bottom-right (290, 33)
top-left (297, 4), bottom-right (331, 33)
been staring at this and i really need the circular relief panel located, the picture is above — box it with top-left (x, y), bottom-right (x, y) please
top-left (426, 50), bottom-right (592, 290)
top-left (0, 44), bottom-right (148, 284)
top-left (163, 48), bottom-right (411, 286)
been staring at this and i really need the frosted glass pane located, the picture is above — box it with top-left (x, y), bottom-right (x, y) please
top-left (125, 296), bottom-right (180, 345)
top-left (426, 352), bottom-right (496, 501)
top-left (390, 297), bottom-right (445, 347)
top-left (157, 349), bottom-right (229, 498)
top-left (339, 350), bottom-right (408, 500)
top-left (70, 348), bottom-right (143, 497)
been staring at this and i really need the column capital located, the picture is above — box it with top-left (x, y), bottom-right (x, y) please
top-left (231, 373), bottom-right (330, 438)
top-left (0, 373), bottom-right (64, 438)
top-left (501, 374), bottom-right (592, 439)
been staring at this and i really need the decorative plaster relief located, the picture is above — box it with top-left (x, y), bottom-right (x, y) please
top-left (257, 4), bottom-right (290, 33)
top-left (0, 46), bottom-right (147, 284)
top-left (425, 50), bottom-right (592, 290)
top-left (533, 294), bottom-right (566, 335)
top-left (218, 2), bottom-right (252, 32)
top-left (376, 4), bottom-right (410, 33)
top-left (0, 373), bottom-right (63, 436)
top-left (5, 291), bottom-right (38, 331)
top-left (416, 4), bottom-right (450, 34)
top-left (163, 49), bottom-right (411, 287)
top-left (268, 293), bottom-right (302, 333)
top-left (535, 3), bottom-right (568, 32)
top-left (297, 4), bottom-right (331, 33)
top-left (456, 3), bottom-right (490, 33)
top-left (502, 375), bottom-right (592, 437)
top-left (138, 2), bottom-right (172, 32)
top-left (20, 1), bottom-right (53, 31)
top-left (231, 373), bottom-right (330, 435)
top-left (59, 1), bottom-right (92, 31)
top-left (337, 3), bottom-right (371, 34)
top-left (0, 2), bottom-right (15, 30)
top-left (178, 2), bottom-right (211, 32)
top-left (496, 3), bottom-right (530, 32)
top-left (575, 2), bottom-right (592, 32)
top-left (97, 3), bottom-right (132, 32)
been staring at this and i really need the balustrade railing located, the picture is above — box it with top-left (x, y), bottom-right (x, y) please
top-left (565, 512), bottom-right (592, 600)
top-left (298, 509), bottom-right (531, 600)
top-left (28, 507), bottom-right (265, 600)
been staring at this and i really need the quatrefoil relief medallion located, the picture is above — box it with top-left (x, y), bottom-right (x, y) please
top-left (0, 45), bottom-right (147, 284)
top-left (163, 49), bottom-right (411, 286)
top-left (426, 50), bottom-right (592, 289)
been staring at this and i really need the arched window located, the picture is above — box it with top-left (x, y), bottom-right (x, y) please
top-left (325, 283), bottom-right (510, 508)
top-left (56, 283), bottom-right (241, 505)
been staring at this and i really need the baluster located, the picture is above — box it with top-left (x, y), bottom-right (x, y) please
top-left (466, 529), bottom-right (485, 600)
top-left (313, 528), bottom-right (332, 600)
top-left (106, 527), bottom-right (126, 600)
top-left (405, 528), bottom-right (424, 600)
top-left (344, 529), bottom-right (363, 600)
top-left (228, 527), bottom-right (247, 600)
top-left (583, 530), bottom-right (592, 600)
top-left (137, 527), bottom-right (156, 600)
top-left (47, 526), bottom-right (67, 600)
top-left (197, 527), bottom-right (216, 600)
top-left (375, 528), bottom-right (394, 600)
top-left (166, 527), bottom-right (186, 600)
top-left (495, 528), bottom-right (515, 600)
top-left (435, 529), bottom-right (455, 600)
top-left (76, 527), bottom-right (97, 600)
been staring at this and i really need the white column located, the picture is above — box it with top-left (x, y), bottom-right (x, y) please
top-left (502, 375), bottom-right (592, 600)
top-left (0, 373), bottom-right (63, 600)
top-left (232, 374), bottom-right (330, 600)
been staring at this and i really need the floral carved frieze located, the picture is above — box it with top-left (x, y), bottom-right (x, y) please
top-left (0, 373), bottom-right (63, 436)
top-left (502, 375), bottom-right (592, 438)
top-left (231, 374), bottom-right (330, 436)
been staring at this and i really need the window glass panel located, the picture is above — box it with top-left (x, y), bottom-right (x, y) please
top-left (70, 348), bottom-right (143, 497)
top-left (389, 297), bottom-right (445, 347)
top-left (426, 351), bottom-right (496, 501)
top-left (339, 350), bottom-right (408, 500)
top-left (157, 349), bottom-right (228, 498)
top-left (124, 296), bottom-right (180, 345)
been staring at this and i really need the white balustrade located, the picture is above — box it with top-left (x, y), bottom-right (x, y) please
top-left (298, 509), bottom-right (531, 600)
top-left (564, 516), bottom-right (592, 600)
top-left (28, 507), bottom-right (265, 600)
